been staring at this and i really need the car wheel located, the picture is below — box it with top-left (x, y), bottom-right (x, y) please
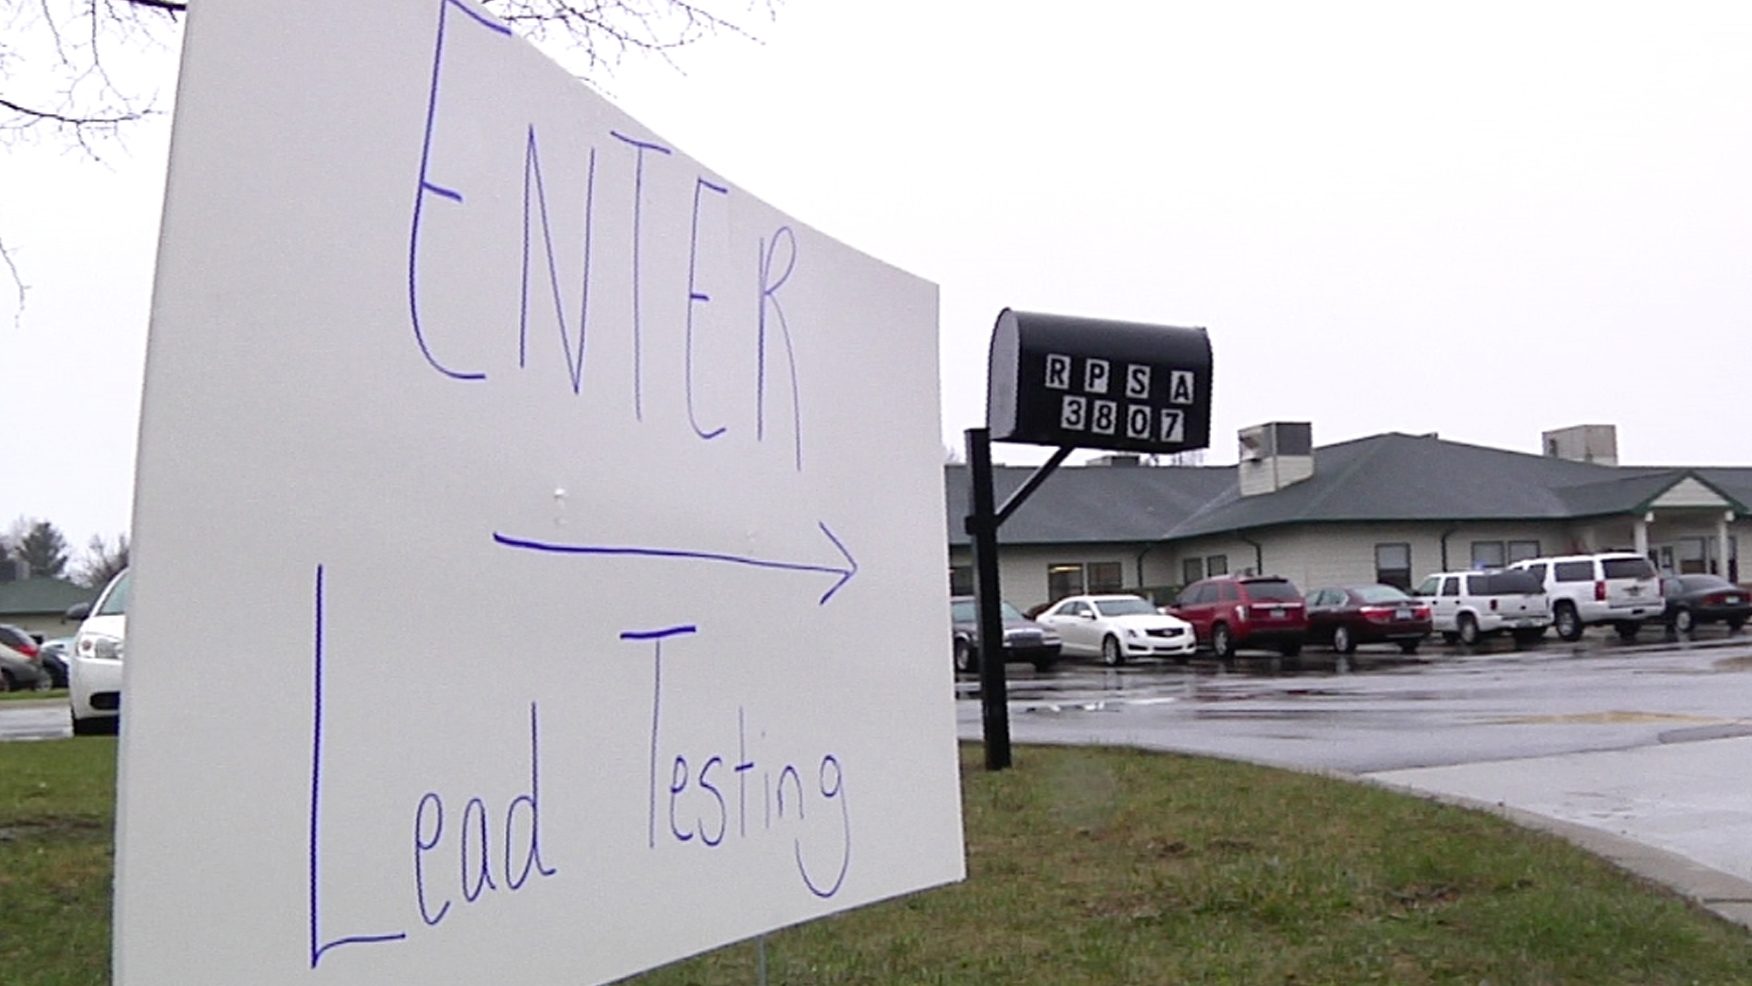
top-left (1032, 654), bottom-right (1058, 672)
top-left (1554, 603), bottom-right (1582, 642)
top-left (953, 637), bottom-right (977, 674)
top-left (30, 672), bottom-right (53, 693)
top-left (1728, 617), bottom-right (1745, 634)
top-left (0, 669), bottom-right (14, 692)
top-left (1211, 623), bottom-right (1236, 660)
top-left (1398, 640), bottom-right (1420, 655)
top-left (1615, 622), bottom-right (1641, 642)
top-left (1332, 625), bottom-right (1356, 654)
top-left (1101, 635), bottom-right (1124, 667)
top-left (1457, 613), bottom-right (1480, 647)
top-left (1674, 608), bottom-right (1694, 637)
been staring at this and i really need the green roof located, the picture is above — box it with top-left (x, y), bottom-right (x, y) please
top-left (945, 432), bottom-right (1752, 546)
top-left (0, 576), bottom-right (98, 617)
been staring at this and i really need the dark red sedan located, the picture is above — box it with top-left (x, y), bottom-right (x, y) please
top-left (1304, 584), bottom-right (1432, 655)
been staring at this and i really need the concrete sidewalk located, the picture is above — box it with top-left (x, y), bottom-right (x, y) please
top-left (1366, 734), bottom-right (1752, 929)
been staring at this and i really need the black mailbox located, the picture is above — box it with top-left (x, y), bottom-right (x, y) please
top-left (985, 309), bottom-right (1212, 454)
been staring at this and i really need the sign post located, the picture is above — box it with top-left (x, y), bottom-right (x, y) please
top-left (968, 309), bottom-right (1213, 769)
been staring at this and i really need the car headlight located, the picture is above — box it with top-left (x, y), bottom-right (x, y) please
top-left (75, 632), bottom-right (123, 661)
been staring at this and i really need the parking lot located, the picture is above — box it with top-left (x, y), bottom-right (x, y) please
top-left (958, 629), bottom-right (1752, 771)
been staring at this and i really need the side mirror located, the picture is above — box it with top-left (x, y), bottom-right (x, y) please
top-left (63, 602), bottom-right (91, 623)
top-left (1080, 611), bottom-right (1096, 621)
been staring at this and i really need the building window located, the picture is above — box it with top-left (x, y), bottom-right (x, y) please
top-left (1470, 541), bottom-right (1507, 570)
top-left (1182, 557), bottom-right (1204, 585)
top-left (949, 565), bottom-right (974, 596)
top-left (1507, 540), bottom-right (1541, 563)
top-left (1088, 561), bottom-right (1123, 593)
top-left (1048, 561), bottom-right (1122, 600)
top-left (1375, 543), bottom-right (1411, 589)
top-left (1207, 554), bottom-right (1228, 576)
top-left (1047, 564), bottom-right (1085, 601)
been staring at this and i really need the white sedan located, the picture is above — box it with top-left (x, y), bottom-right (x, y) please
top-left (1035, 594), bottom-right (1196, 665)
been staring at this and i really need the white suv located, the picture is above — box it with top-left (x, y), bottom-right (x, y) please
top-left (1508, 552), bottom-right (1661, 642)
top-left (69, 568), bottom-right (128, 735)
top-left (1413, 570), bottom-right (1551, 647)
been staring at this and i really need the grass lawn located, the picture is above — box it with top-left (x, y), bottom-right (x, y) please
top-left (4, 740), bottom-right (1750, 985)
top-left (0, 690), bottom-right (68, 703)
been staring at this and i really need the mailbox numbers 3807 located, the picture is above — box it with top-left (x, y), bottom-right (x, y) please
top-left (1044, 354), bottom-right (1194, 443)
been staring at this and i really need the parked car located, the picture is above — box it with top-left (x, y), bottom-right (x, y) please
top-left (1412, 569), bottom-right (1549, 646)
top-left (1304, 584), bottom-right (1432, 654)
top-left (70, 568), bottom-right (129, 735)
top-left (949, 596), bottom-right (1063, 673)
top-left (1659, 575), bottom-right (1751, 637)
top-left (1035, 594), bottom-right (1196, 665)
top-left (1508, 552), bottom-right (1662, 641)
top-left (0, 623), bottom-right (54, 692)
top-left (38, 636), bottom-right (73, 689)
top-left (1168, 575), bottom-right (1307, 659)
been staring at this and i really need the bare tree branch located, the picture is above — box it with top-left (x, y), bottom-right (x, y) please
top-left (0, 0), bottom-right (778, 322)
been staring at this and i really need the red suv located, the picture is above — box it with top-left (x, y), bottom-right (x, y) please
top-left (1169, 575), bottom-right (1308, 659)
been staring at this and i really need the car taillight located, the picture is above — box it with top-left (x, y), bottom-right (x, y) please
top-left (1360, 605), bottom-right (1393, 622)
top-left (16, 641), bottom-right (38, 658)
top-left (1414, 605), bottom-right (1431, 620)
top-left (1595, 580), bottom-right (1606, 601)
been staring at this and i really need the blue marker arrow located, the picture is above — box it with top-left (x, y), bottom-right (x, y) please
top-left (492, 522), bottom-right (858, 605)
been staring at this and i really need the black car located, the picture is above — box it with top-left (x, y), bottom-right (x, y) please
top-left (949, 596), bottom-right (1062, 673)
top-left (1660, 575), bottom-right (1751, 637)
top-left (38, 637), bottom-right (72, 689)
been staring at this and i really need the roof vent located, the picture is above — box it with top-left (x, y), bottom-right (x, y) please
top-left (1542, 424), bottom-right (1617, 466)
top-left (1238, 422), bottom-right (1313, 496)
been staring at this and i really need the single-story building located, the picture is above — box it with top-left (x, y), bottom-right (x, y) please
top-left (945, 423), bottom-right (1749, 610)
top-left (0, 566), bottom-right (98, 640)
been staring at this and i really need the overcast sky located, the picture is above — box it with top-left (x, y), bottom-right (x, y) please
top-left (5, 0), bottom-right (1750, 556)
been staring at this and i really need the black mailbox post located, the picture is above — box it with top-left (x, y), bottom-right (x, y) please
top-left (966, 309), bottom-right (1212, 769)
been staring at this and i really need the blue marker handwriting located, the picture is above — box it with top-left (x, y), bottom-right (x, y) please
top-left (492, 523), bottom-right (857, 606)
top-left (407, 0), bottom-right (806, 468)
top-left (626, 625), bottom-right (851, 899)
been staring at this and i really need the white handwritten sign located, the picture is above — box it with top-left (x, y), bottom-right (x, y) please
top-left (114, 2), bottom-right (963, 983)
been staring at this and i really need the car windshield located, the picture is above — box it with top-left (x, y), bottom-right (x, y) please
top-left (1602, 557), bottom-right (1656, 580)
top-left (1355, 585), bottom-right (1409, 604)
top-left (96, 570), bottom-right (130, 617)
top-left (1094, 598), bottom-right (1156, 617)
top-left (1243, 580), bottom-right (1300, 601)
top-left (951, 600), bottom-right (1027, 622)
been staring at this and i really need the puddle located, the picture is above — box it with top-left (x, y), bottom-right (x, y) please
top-left (1489, 710), bottom-right (1723, 726)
